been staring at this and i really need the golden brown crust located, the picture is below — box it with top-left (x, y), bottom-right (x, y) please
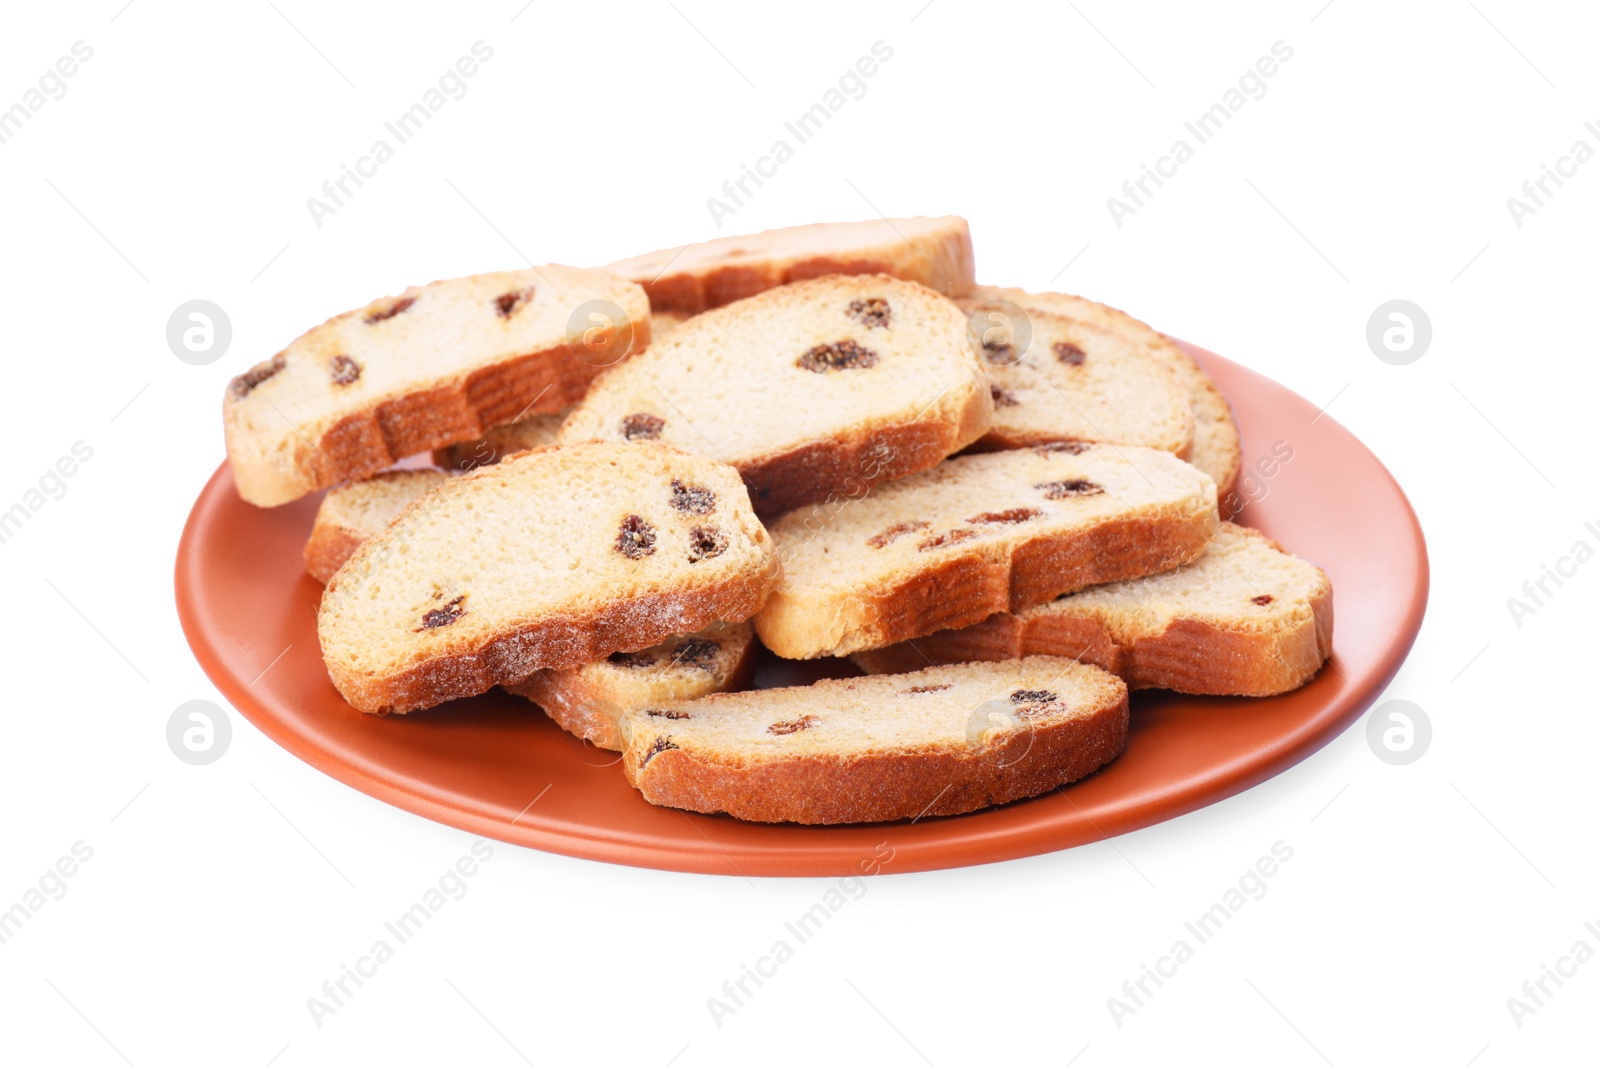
top-left (737, 384), bottom-right (990, 517)
top-left (302, 522), bottom-right (364, 585)
top-left (854, 574), bottom-right (1334, 697)
top-left (623, 690), bottom-right (1128, 824)
top-left (623, 224), bottom-right (975, 314)
top-left (756, 507), bottom-right (1217, 658)
top-left (322, 572), bottom-right (773, 715)
top-left (515, 634), bottom-right (757, 750)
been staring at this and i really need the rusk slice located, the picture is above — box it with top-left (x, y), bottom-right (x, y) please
top-left (506, 620), bottom-right (756, 750)
top-left (975, 311), bottom-right (1193, 455)
top-left (303, 468), bottom-right (451, 583)
top-left (754, 443), bottom-right (1218, 659)
top-left (607, 216), bottom-right (975, 313)
top-left (617, 657), bottom-right (1128, 824)
top-left (317, 443), bottom-right (775, 714)
top-left (853, 523), bottom-right (1332, 696)
top-left (559, 275), bottom-right (992, 516)
top-left (431, 312), bottom-right (691, 472)
top-left (224, 266), bottom-right (650, 506)
top-left (963, 285), bottom-right (1240, 498)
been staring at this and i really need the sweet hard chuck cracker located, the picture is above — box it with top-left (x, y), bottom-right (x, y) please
top-left (224, 266), bottom-right (649, 506)
top-left (316, 443), bottom-right (775, 714)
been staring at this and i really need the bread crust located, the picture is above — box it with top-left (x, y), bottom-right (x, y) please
top-left (756, 507), bottom-right (1218, 659)
top-left (303, 522), bottom-right (365, 586)
top-left (324, 573), bottom-right (772, 715)
top-left (623, 687), bottom-right (1128, 824)
top-left (853, 548), bottom-right (1334, 697)
top-left (613, 218), bottom-right (976, 314)
top-left (737, 382), bottom-right (991, 517)
top-left (514, 633), bottom-right (757, 750)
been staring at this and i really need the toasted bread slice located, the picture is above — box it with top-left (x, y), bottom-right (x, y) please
top-left (963, 286), bottom-right (1240, 499)
top-left (616, 657), bottom-right (1128, 824)
top-left (431, 312), bottom-right (692, 472)
top-left (224, 266), bottom-right (649, 506)
top-left (974, 311), bottom-right (1193, 456)
top-left (507, 620), bottom-right (756, 750)
top-left (854, 523), bottom-right (1332, 696)
top-left (316, 442), bottom-right (776, 714)
top-left (303, 468), bottom-right (451, 583)
top-left (608, 216), bottom-right (975, 313)
top-left (558, 274), bottom-right (992, 516)
top-left (753, 443), bottom-right (1218, 659)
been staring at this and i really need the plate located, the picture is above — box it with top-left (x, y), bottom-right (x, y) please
top-left (175, 343), bottom-right (1427, 876)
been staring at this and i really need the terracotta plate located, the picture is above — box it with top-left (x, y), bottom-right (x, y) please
top-left (176, 344), bottom-right (1427, 876)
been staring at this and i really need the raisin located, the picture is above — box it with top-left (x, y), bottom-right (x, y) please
top-left (797, 339), bottom-right (878, 373)
top-left (621, 413), bottom-right (665, 441)
top-left (990, 384), bottom-right (1020, 408)
top-left (1035, 441), bottom-right (1092, 456)
top-left (608, 649), bottom-right (657, 668)
top-left (329, 354), bottom-right (361, 386)
top-left (1035, 479), bottom-right (1104, 500)
top-left (867, 520), bottom-right (930, 549)
top-left (968, 507), bottom-right (1042, 525)
top-left (846, 297), bottom-right (891, 328)
top-left (495, 286), bottom-right (534, 318)
top-left (981, 340), bottom-right (1014, 365)
top-left (640, 736), bottom-right (678, 767)
top-left (687, 525), bottom-right (728, 563)
top-left (917, 528), bottom-right (978, 551)
top-left (671, 638), bottom-right (720, 669)
top-left (1011, 689), bottom-right (1058, 704)
top-left (1053, 341), bottom-right (1087, 365)
top-left (768, 715), bottom-right (816, 736)
top-left (615, 515), bottom-right (657, 559)
top-left (228, 354), bottom-right (286, 399)
top-left (1251, 594), bottom-right (1275, 606)
top-left (364, 295), bottom-right (416, 324)
top-left (646, 708), bottom-right (692, 720)
top-left (670, 478), bottom-right (716, 515)
top-left (905, 684), bottom-right (952, 694)
top-left (415, 595), bottom-right (466, 632)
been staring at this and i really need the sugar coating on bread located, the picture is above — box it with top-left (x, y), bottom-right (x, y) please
top-left (432, 313), bottom-right (692, 472)
top-left (303, 468), bottom-right (451, 583)
top-left (506, 620), bottom-right (755, 750)
top-left (853, 523), bottom-right (1332, 696)
top-left (963, 286), bottom-right (1240, 499)
top-left (974, 311), bottom-right (1193, 456)
top-left (316, 442), bottom-right (776, 713)
top-left (559, 274), bottom-right (993, 516)
top-left (754, 443), bottom-right (1218, 659)
top-left (608, 216), bottom-right (975, 313)
top-left (224, 265), bottom-right (650, 506)
top-left (617, 656), bottom-right (1128, 824)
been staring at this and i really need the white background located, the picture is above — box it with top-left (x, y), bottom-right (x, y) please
top-left (2, 1), bottom-right (1596, 1063)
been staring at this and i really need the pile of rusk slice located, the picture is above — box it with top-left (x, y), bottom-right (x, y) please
top-left (224, 217), bottom-right (1333, 826)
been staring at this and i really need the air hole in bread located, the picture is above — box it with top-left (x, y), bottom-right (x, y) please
top-left (905, 684), bottom-right (952, 694)
top-left (797, 339), bottom-right (878, 373)
top-left (1035, 441), bottom-right (1092, 456)
top-left (867, 520), bottom-right (930, 549)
